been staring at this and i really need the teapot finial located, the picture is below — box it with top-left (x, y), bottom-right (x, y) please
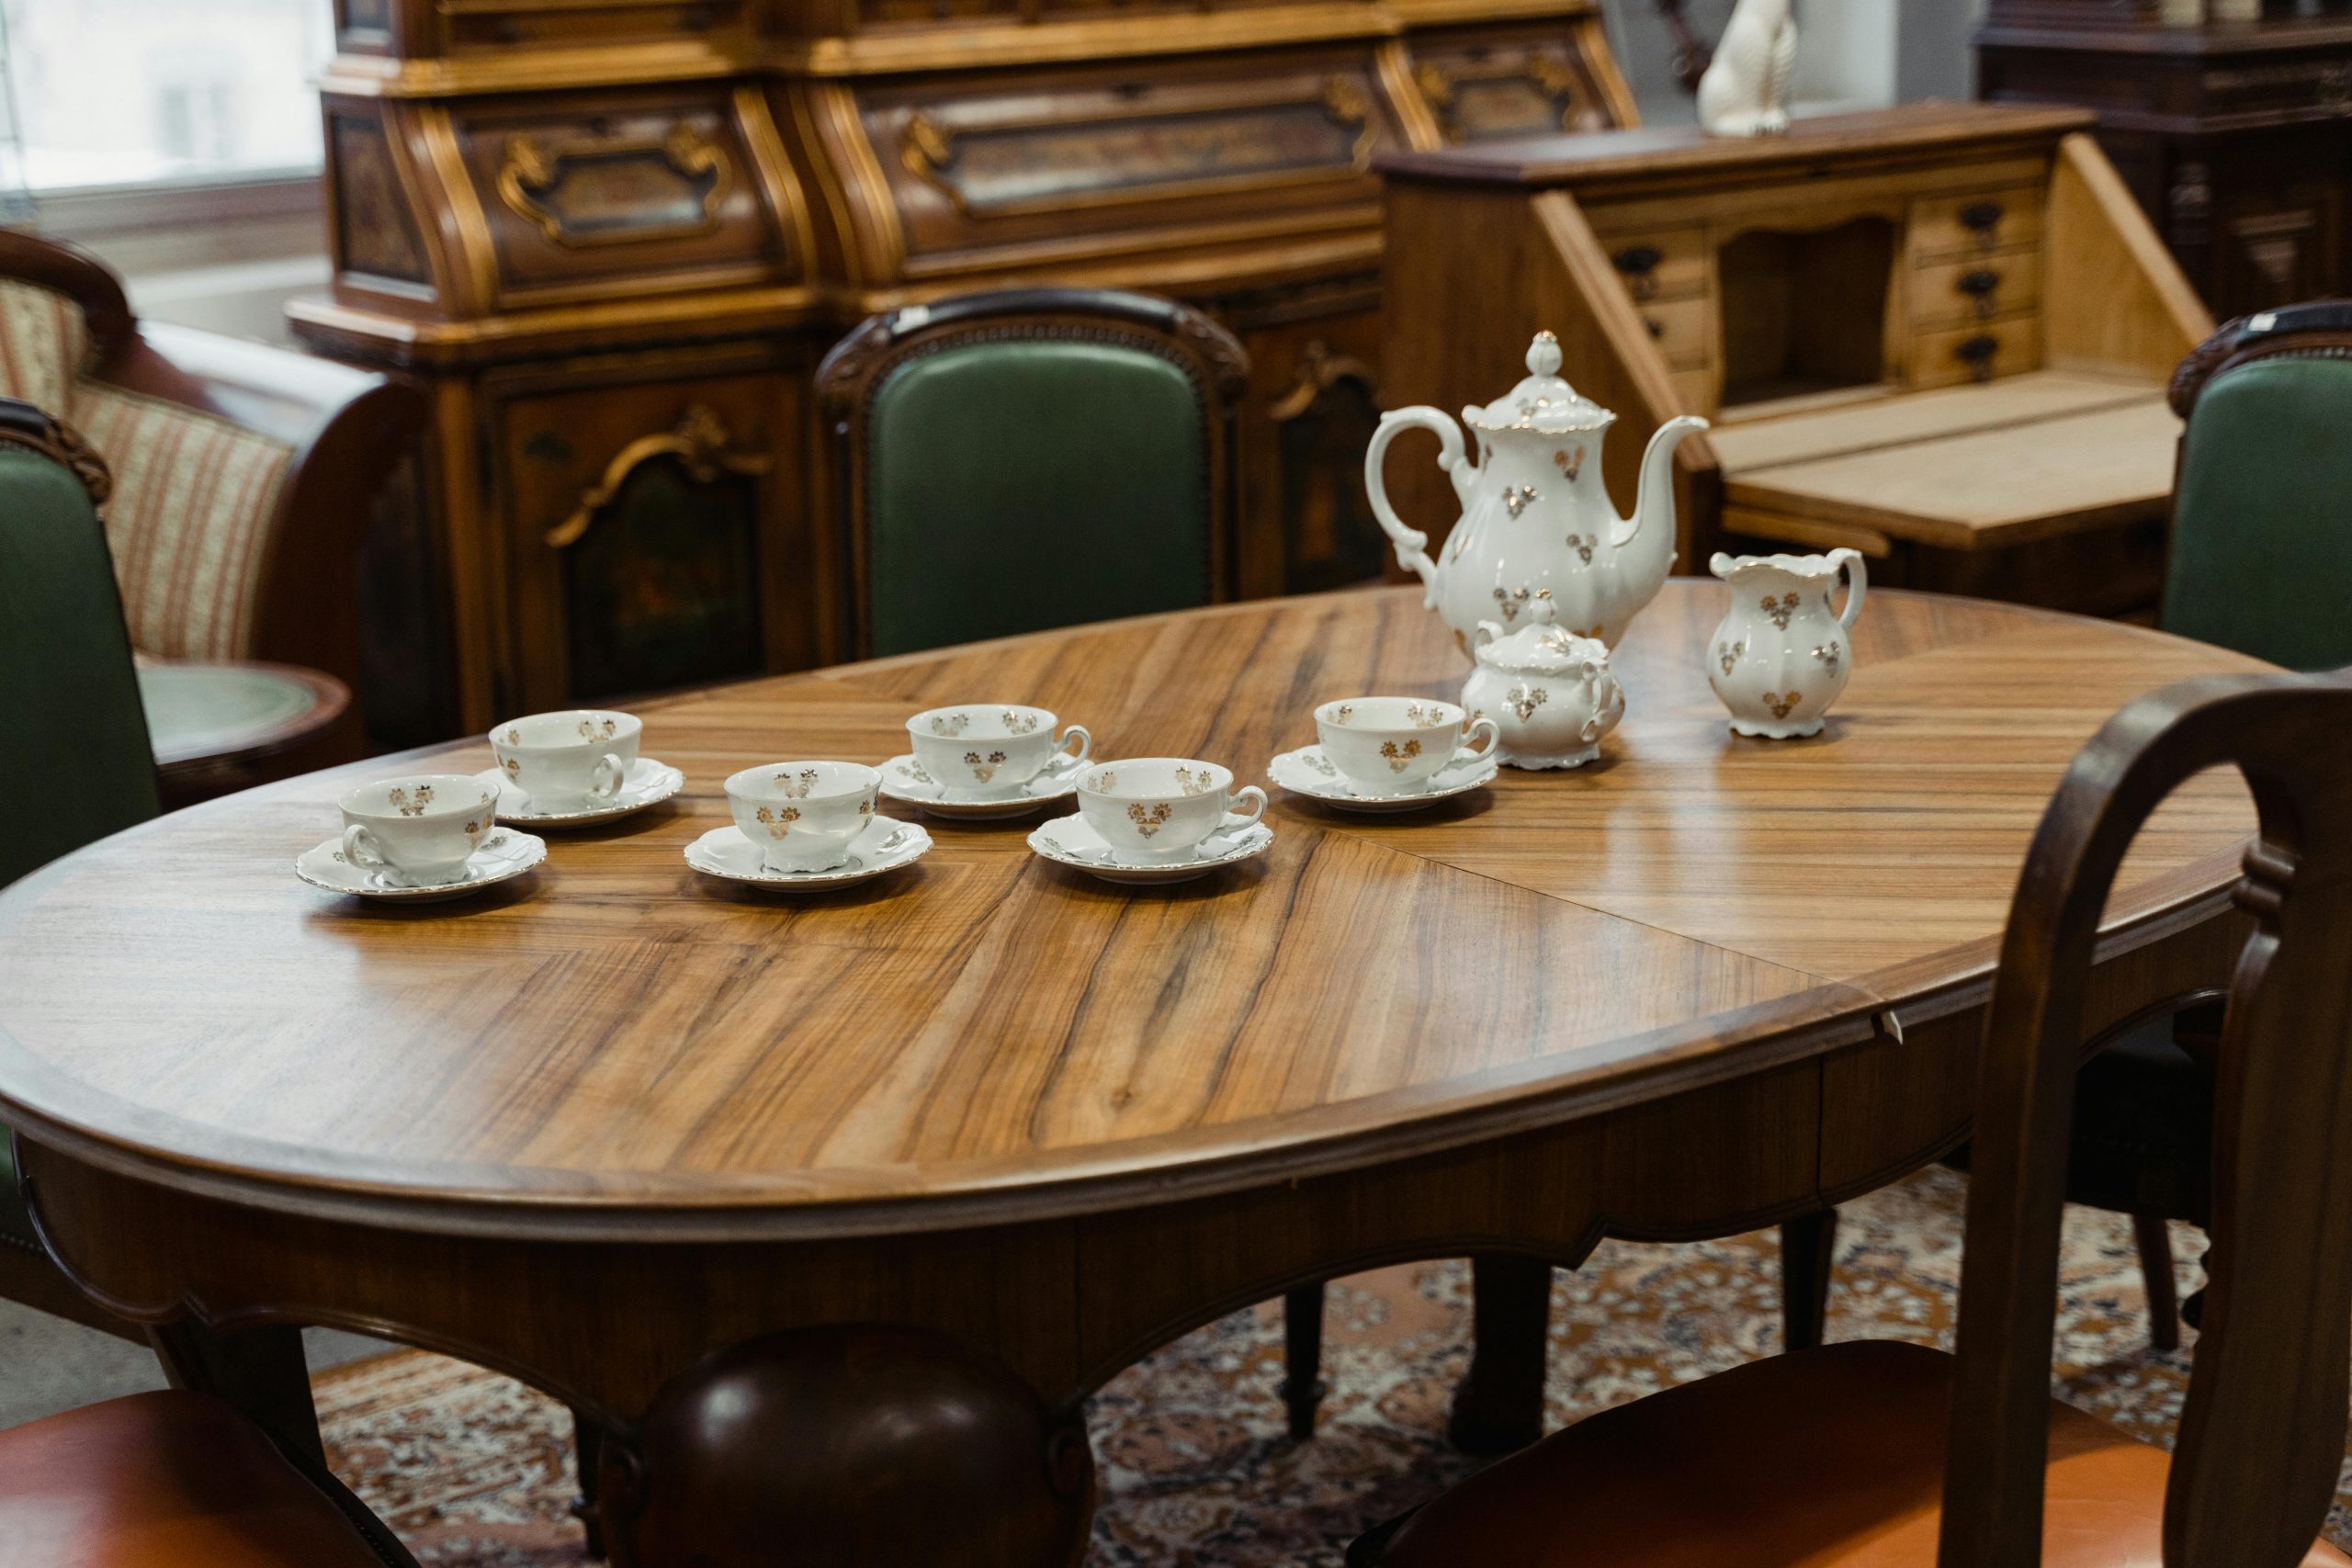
top-left (1527, 332), bottom-right (1563, 378)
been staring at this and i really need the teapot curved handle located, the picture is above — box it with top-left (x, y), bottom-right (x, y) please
top-left (1364, 406), bottom-right (1468, 604)
top-left (1830, 547), bottom-right (1869, 631)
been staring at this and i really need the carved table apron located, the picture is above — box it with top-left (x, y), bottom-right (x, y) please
top-left (0, 583), bottom-right (2263, 1566)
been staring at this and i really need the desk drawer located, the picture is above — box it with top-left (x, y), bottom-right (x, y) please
top-left (1639, 295), bottom-right (1712, 367)
top-left (1912, 252), bottom-right (2041, 330)
top-left (1599, 225), bottom-right (1708, 303)
top-left (1911, 187), bottom-right (2042, 265)
top-left (1913, 316), bottom-right (2041, 390)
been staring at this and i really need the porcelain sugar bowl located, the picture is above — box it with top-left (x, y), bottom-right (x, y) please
top-left (1462, 600), bottom-right (1626, 770)
top-left (1707, 548), bottom-right (1867, 739)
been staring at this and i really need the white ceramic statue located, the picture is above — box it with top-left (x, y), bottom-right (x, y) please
top-left (1698, 0), bottom-right (1797, 139)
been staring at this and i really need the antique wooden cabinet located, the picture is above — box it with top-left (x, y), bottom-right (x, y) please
top-left (291, 0), bottom-right (1636, 731)
top-left (1980, 2), bottom-right (2352, 320)
top-left (1377, 104), bottom-right (2212, 619)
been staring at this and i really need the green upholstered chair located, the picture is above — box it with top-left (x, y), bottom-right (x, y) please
top-left (0, 399), bottom-right (163, 1331)
top-left (816, 288), bottom-right (1248, 659)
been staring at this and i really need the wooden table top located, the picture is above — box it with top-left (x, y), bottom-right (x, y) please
top-left (0, 583), bottom-right (2264, 1242)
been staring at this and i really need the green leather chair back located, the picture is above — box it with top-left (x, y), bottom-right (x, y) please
top-left (0, 444), bottom-right (158, 888)
top-left (865, 341), bottom-right (1210, 657)
top-left (2164, 351), bottom-right (2352, 671)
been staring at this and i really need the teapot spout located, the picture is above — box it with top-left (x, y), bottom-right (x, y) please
top-left (1611, 414), bottom-right (1712, 573)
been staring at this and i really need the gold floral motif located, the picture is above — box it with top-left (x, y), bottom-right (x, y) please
top-left (1303, 751), bottom-right (1338, 777)
top-left (1174, 767), bottom-right (1215, 796)
top-left (1506, 684), bottom-right (1548, 721)
top-left (1763, 592), bottom-right (1801, 630)
top-left (1094, 771), bottom-right (1116, 792)
top-left (1128, 802), bottom-right (1173, 837)
top-left (1332, 706), bottom-right (1352, 724)
top-left (388, 784), bottom-right (434, 818)
top-left (1501, 484), bottom-right (1539, 519)
top-left (776, 767), bottom-right (820, 799)
top-left (501, 757), bottom-right (522, 778)
top-left (1718, 639), bottom-right (1746, 675)
top-left (578, 716), bottom-right (618, 740)
top-left (1813, 642), bottom-right (1843, 676)
top-left (857, 795), bottom-right (875, 816)
top-left (930, 714), bottom-right (969, 737)
top-left (463, 818), bottom-right (483, 839)
top-left (1763, 692), bottom-right (1800, 720)
top-left (901, 761), bottom-right (934, 785)
top-left (504, 728), bottom-right (521, 744)
top-left (1001, 710), bottom-right (1041, 735)
top-left (965, 749), bottom-right (1009, 782)
top-left (1492, 586), bottom-right (1532, 623)
top-left (1564, 532), bottom-right (1594, 565)
top-left (1554, 446), bottom-right (1587, 481)
top-left (1378, 739), bottom-right (1423, 772)
top-left (1403, 703), bottom-right (1451, 728)
top-left (754, 804), bottom-right (800, 839)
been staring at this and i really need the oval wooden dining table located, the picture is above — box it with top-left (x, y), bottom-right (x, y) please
top-left (0, 581), bottom-right (2266, 1566)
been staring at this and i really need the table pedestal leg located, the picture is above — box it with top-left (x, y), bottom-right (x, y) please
top-left (1780, 1208), bottom-right (1840, 1352)
top-left (1280, 1282), bottom-right (1327, 1439)
top-left (1446, 1255), bottom-right (1552, 1455)
top-left (599, 1325), bottom-right (1095, 1568)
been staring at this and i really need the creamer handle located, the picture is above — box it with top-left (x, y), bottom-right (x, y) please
top-left (1363, 407), bottom-right (1467, 604)
top-left (1832, 547), bottom-right (1869, 631)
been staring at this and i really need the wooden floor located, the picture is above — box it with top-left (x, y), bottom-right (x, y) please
top-left (1713, 370), bottom-right (2180, 554)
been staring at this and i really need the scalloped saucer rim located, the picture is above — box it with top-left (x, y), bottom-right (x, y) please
top-left (684, 816), bottom-right (932, 889)
top-left (878, 751), bottom-right (1086, 819)
top-left (1268, 745), bottom-right (1498, 812)
top-left (476, 758), bottom-right (684, 826)
top-left (1026, 814), bottom-right (1274, 886)
top-left (295, 829), bottom-right (547, 902)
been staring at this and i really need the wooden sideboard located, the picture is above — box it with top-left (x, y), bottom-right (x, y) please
top-left (1374, 104), bottom-right (2213, 619)
top-left (290, 0), bottom-right (1635, 735)
top-left (1980, 3), bottom-right (2352, 321)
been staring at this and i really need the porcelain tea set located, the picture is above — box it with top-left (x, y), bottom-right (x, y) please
top-left (300, 332), bottom-right (1867, 902)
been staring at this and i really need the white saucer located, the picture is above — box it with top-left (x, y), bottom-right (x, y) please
top-left (879, 752), bottom-right (1086, 820)
top-left (1026, 814), bottom-right (1274, 886)
top-left (475, 758), bottom-right (685, 827)
top-left (1268, 745), bottom-right (1498, 814)
top-left (296, 829), bottom-right (547, 903)
top-left (684, 816), bottom-right (932, 889)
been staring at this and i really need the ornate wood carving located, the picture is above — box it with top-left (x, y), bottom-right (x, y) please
top-left (496, 124), bottom-right (731, 248)
top-left (546, 402), bottom-right (773, 549)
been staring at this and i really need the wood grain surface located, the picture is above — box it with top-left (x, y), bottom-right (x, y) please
top-left (0, 584), bottom-right (2264, 1239)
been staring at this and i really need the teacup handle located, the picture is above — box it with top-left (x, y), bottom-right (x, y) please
top-left (1455, 716), bottom-right (1501, 764)
top-left (588, 751), bottom-right (627, 801)
top-left (342, 824), bottom-right (390, 877)
top-left (1221, 785), bottom-right (1268, 831)
top-left (1831, 547), bottom-right (1868, 631)
top-left (1056, 725), bottom-right (1092, 768)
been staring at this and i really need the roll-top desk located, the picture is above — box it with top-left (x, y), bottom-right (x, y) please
top-left (1375, 103), bottom-right (2214, 618)
top-left (293, 0), bottom-right (1635, 735)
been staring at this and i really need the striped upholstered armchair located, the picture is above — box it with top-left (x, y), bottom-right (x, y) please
top-left (0, 229), bottom-right (419, 797)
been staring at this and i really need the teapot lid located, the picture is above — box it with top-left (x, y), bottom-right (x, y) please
top-left (1476, 613), bottom-right (1611, 675)
top-left (1464, 333), bottom-right (1615, 435)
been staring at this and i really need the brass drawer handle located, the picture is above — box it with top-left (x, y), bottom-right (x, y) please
top-left (547, 404), bottom-right (773, 549)
top-left (1958, 268), bottom-right (2002, 319)
top-left (498, 125), bottom-right (730, 249)
top-left (1960, 200), bottom-right (2006, 248)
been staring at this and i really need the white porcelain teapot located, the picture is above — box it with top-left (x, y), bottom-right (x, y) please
top-left (1365, 332), bottom-right (1710, 652)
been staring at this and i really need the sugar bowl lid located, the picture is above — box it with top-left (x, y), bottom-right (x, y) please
top-left (1464, 332), bottom-right (1616, 434)
top-left (1473, 600), bottom-right (1610, 674)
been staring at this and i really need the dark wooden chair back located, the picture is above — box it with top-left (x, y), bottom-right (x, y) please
top-left (815, 287), bottom-right (1250, 660)
top-left (1942, 670), bottom-right (2352, 1566)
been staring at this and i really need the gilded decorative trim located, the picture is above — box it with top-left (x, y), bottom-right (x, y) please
top-left (417, 104), bottom-right (500, 313)
top-left (733, 82), bottom-right (820, 278)
top-left (496, 124), bottom-right (731, 249)
top-left (1375, 39), bottom-right (1443, 152)
top-left (546, 404), bottom-right (773, 549)
top-left (817, 83), bottom-right (909, 282)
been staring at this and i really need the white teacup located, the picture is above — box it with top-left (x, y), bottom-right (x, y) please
top-left (1077, 758), bottom-right (1267, 864)
top-left (490, 709), bottom-right (642, 809)
top-left (1314, 697), bottom-right (1500, 796)
top-left (725, 761), bottom-right (881, 874)
top-left (907, 705), bottom-right (1091, 798)
top-left (340, 773), bottom-right (500, 888)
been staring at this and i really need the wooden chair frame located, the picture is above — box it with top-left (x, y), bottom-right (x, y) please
top-left (0, 229), bottom-right (422, 701)
top-left (814, 287), bottom-right (1250, 661)
top-left (2169, 300), bottom-right (2352, 421)
top-left (1944, 670), bottom-right (2352, 1564)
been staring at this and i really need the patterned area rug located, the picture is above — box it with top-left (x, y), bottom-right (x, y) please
top-left (313, 1167), bottom-right (2352, 1564)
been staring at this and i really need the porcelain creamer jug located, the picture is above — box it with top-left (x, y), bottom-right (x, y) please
top-left (1365, 331), bottom-right (1709, 653)
top-left (1462, 599), bottom-right (1625, 770)
top-left (1706, 549), bottom-right (1867, 739)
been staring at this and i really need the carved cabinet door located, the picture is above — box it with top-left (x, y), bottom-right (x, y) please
top-left (493, 348), bottom-right (820, 714)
